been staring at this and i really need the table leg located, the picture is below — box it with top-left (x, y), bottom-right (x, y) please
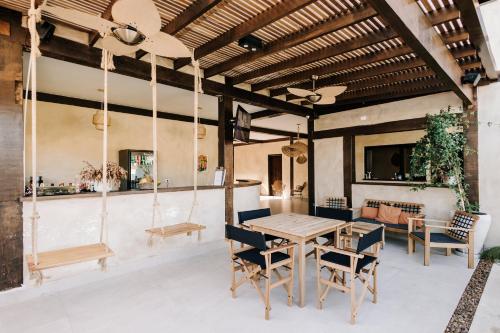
top-left (298, 240), bottom-right (306, 307)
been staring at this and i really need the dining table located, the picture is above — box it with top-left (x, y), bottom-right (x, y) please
top-left (246, 212), bottom-right (346, 307)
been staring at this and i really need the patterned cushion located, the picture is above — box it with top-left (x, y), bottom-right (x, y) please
top-left (447, 212), bottom-right (477, 241)
top-left (325, 197), bottom-right (347, 209)
top-left (392, 202), bottom-right (423, 214)
top-left (366, 200), bottom-right (392, 208)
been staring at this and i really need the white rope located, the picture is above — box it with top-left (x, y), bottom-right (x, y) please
top-left (28, 0), bottom-right (43, 265)
top-left (100, 49), bottom-right (109, 245)
top-left (150, 54), bottom-right (160, 230)
top-left (100, 47), bottom-right (115, 71)
top-left (186, 53), bottom-right (203, 223)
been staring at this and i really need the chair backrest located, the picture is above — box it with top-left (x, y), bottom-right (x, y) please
top-left (446, 211), bottom-right (479, 241)
top-left (356, 227), bottom-right (384, 253)
top-left (325, 197), bottom-right (348, 209)
top-left (225, 224), bottom-right (267, 251)
top-left (316, 206), bottom-right (352, 222)
top-left (237, 208), bottom-right (271, 225)
top-left (363, 199), bottom-right (424, 215)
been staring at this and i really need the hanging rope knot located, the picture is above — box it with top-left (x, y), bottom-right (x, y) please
top-left (27, 6), bottom-right (43, 57)
top-left (150, 54), bottom-right (157, 87)
top-left (191, 53), bottom-right (203, 95)
top-left (101, 47), bottom-right (116, 71)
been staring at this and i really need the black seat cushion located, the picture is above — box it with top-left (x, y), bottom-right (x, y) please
top-left (236, 248), bottom-right (290, 269)
top-left (411, 232), bottom-right (465, 244)
top-left (353, 217), bottom-right (381, 224)
top-left (265, 234), bottom-right (280, 242)
top-left (321, 252), bottom-right (376, 273)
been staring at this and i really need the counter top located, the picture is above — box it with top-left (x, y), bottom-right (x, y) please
top-left (21, 179), bottom-right (261, 202)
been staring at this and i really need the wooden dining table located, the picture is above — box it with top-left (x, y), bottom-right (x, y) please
top-left (246, 212), bottom-right (346, 307)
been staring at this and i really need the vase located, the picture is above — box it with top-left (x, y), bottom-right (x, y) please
top-left (455, 212), bottom-right (492, 256)
top-left (94, 181), bottom-right (118, 192)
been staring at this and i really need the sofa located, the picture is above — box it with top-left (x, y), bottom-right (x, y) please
top-left (353, 199), bottom-right (425, 236)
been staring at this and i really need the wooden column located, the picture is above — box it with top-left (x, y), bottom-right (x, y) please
top-left (218, 92), bottom-right (234, 224)
top-left (307, 117), bottom-right (315, 215)
top-left (343, 135), bottom-right (355, 207)
top-left (289, 136), bottom-right (294, 197)
top-left (464, 87), bottom-right (479, 206)
top-left (0, 9), bottom-right (24, 291)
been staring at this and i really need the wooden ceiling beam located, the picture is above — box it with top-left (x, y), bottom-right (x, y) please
top-left (88, 0), bottom-right (118, 46)
top-left (460, 61), bottom-right (482, 71)
top-left (35, 35), bottom-right (311, 117)
top-left (270, 57), bottom-right (426, 97)
top-left (173, 0), bottom-right (316, 70)
top-left (252, 44), bottom-right (411, 92)
top-left (366, 0), bottom-right (472, 105)
top-left (136, 0), bottom-right (223, 60)
top-left (203, 5), bottom-right (377, 78)
top-left (442, 29), bottom-right (469, 44)
top-left (251, 109), bottom-right (284, 119)
top-left (234, 28), bottom-right (398, 85)
top-left (426, 6), bottom-right (460, 26)
top-left (451, 46), bottom-right (477, 59)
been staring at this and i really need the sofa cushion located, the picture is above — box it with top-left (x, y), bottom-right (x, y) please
top-left (361, 206), bottom-right (378, 219)
top-left (399, 211), bottom-right (422, 227)
top-left (376, 204), bottom-right (402, 224)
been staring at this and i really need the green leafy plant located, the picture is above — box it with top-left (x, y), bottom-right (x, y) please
top-left (409, 106), bottom-right (477, 212)
top-left (480, 246), bottom-right (500, 262)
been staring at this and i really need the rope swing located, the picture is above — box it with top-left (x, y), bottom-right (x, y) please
top-left (145, 51), bottom-right (206, 243)
top-left (26, 0), bottom-right (113, 285)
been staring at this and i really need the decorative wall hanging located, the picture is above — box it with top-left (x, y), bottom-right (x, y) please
top-left (198, 154), bottom-right (207, 172)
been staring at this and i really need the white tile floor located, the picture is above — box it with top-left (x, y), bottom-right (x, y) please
top-left (0, 236), bottom-right (476, 333)
top-left (470, 264), bottom-right (500, 333)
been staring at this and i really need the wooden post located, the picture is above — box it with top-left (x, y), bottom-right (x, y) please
top-left (0, 8), bottom-right (24, 291)
top-left (343, 135), bottom-right (355, 207)
top-left (218, 89), bottom-right (234, 224)
top-left (464, 87), bottom-right (479, 206)
top-left (289, 136), bottom-right (294, 197)
top-left (307, 117), bottom-right (315, 215)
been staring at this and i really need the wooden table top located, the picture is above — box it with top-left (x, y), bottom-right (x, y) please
top-left (351, 221), bottom-right (383, 233)
top-left (247, 213), bottom-right (345, 239)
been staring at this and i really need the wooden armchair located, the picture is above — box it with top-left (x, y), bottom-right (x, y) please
top-left (237, 208), bottom-right (283, 245)
top-left (315, 225), bottom-right (383, 324)
top-left (226, 224), bottom-right (295, 320)
top-left (292, 182), bottom-right (307, 198)
top-left (408, 211), bottom-right (479, 268)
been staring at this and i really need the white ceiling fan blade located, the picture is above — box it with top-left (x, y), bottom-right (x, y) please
top-left (314, 96), bottom-right (336, 105)
top-left (316, 86), bottom-right (347, 97)
top-left (287, 88), bottom-right (312, 98)
top-left (43, 6), bottom-right (117, 32)
top-left (102, 35), bottom-right (139, 56)
top-left (112, 0), bottom-right (161, 37)
top-left (140, 32), bottom-right (191, 58)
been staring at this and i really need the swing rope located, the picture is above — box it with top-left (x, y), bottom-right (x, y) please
top-left (150, 54), bottom-right (160, 234)
top-left (99, 48), bottom-right (110, 247)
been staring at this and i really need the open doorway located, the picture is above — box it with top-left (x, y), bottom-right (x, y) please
top-left (268, 154), bottom-right (283, 196)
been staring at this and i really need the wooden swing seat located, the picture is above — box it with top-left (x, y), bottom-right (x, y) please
top-left (145, 223), bottom-right (206, 238)
top-left (26, 243), bottom-right (114, 272)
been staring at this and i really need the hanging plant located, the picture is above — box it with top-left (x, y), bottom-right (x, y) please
top-left (409, 106), bottom-right (478, 212)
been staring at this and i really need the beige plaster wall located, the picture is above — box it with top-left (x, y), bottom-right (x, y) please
top-left (24, 101), bottom-right (219, 187)
top-left (478, 82), bottom-right (500, 247)
top-left (234, 141), bottom-right (308, 197)
top-left (314, 137), bottom-right (343, 206)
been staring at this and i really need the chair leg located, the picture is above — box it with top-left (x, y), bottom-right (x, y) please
top-left (230, 261), bottom-right (237, 298)
top-left (316, 249), bottom-right (322, 309)
top-left (372, 265), bottom-right (377, 304)
top-left (468, 248), bottom-right (475, 269)
top-left (350, 273), bottom-right (356, 325)
top-left (407, 236), bottom-right (413, 254)
top-left (265, 267), bottom-right (271, 320)
top-left (445, 248), bottom-right (452, 256)
top-left (424, 245), bottom-right (430, 266)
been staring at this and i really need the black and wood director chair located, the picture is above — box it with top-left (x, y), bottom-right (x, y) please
top-left (226, 224), bottom-right (295, 320)
top-left (315, 224), bottom-right (383, 324)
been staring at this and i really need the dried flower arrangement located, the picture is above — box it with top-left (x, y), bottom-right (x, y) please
top-left (80, 161), bottom-right (127, 186)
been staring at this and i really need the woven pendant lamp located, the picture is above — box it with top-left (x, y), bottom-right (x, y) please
top-left (92, 89), bottom-right (111, 131)
top-left (296, 154), bottom-right (307, 164)
top-left (282, 124), bottom-right (307, 157)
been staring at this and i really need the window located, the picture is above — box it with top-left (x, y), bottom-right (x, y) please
top-left (364, 144), bottom-right (425, 181)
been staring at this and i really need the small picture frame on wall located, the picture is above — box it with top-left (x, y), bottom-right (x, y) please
top-left (213, 167), bottom-right (226, 186)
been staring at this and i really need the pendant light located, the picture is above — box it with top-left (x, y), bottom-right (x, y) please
top-left (197, 107), bottom-right (206, 139)
top-left (92, 88), bottom-right (111, 131)
top-left (282, 124), bottom-right (307, 157)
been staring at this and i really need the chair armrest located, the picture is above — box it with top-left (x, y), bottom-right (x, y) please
top-left (314, 244), bottom-right (363, 259)
top-left (425, 224), bottom-right (472, 232)
top-left (232, 245), bottom-right (255, 254)
top-left (260, 243), bottom-right (296, 255)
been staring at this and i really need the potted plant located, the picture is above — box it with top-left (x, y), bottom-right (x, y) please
top-left (80, 161), bottom-right (127, 192)
top-left (409, 107), bottom-right (491, 255)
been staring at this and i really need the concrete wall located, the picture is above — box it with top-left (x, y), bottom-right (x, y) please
top-left (24, 101), bottom-right (219, 188)
top-left (234, 141), bottom-right (308, 197)
top-left (478, 82), bottom-right (500, 247)
top-left (314, 137), bottom-right (343, 206)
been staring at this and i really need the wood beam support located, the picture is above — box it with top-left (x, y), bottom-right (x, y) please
top-left (36, 35), bottom-right (311, 117)
top-left (343, 135), bottom-right (354, 207)
top-left (307, 116), bottom-right (315, 215)
top-left (464, 87), bottom-right (479, 205)
top-left (366, 0), bottom-right (473, 105)
top-left (136, 0), bottom-right (223, 59)
top-left (0, 8), bottom-right (23, 291)
top-left (251, 109), bottom-right (284, 119)
top-left (236, 28), bottom-right (398, 86)
top-left (427, 6), bottom-right (460, 26)
top-left (174, 0), bottom-right (316, 69)
top-left (290, 137), bottom-right (294, 197)
top-left (218, 93), bottom-right (234, 225)
top-left (203, 5), bottom-right (377, 78)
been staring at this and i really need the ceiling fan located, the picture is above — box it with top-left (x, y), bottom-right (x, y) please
top-left (42, 0), bottom-right (191, 58)
top-left (287, 75), bottom-right (347, 105)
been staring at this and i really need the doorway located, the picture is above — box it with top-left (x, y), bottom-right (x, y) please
top-left (268, 154), bottom-right (283, 196)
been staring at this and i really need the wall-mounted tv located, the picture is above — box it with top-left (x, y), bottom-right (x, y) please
top-left (234, 104), bottom-right (251, 143)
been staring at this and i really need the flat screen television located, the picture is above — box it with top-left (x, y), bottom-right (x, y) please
top-left (234, 104), bottom-right (251, 143)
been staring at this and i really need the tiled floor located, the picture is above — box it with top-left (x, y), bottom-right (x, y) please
top-left (0, 234), bottom-right (476, 333)
top-left (470, 264), bottom-right (500, 333)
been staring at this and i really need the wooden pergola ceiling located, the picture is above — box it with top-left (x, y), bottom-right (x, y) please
top-left (1, 0), bottom-right (488, 117)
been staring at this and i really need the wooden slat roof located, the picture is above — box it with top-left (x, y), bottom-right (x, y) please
top-left (0, 0), bottom-right (485, 115)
